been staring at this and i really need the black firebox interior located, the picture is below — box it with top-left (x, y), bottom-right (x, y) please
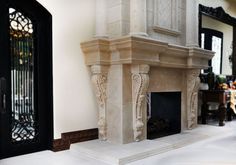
top-left (147, 92), bottom-right (181, 139)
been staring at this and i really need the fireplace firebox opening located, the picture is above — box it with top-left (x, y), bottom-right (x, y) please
top-left (147, 92), bottom-right (181, 139)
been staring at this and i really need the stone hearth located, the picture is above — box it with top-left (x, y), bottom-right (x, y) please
top-left (81, 35), bottom-right (213, 144)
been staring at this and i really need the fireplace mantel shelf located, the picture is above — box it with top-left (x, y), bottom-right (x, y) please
top-left (81, 35), bottom-right (214, 69)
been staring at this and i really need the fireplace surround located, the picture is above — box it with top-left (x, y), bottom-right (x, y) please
top-left (81, 35), bottom-right (214, 144)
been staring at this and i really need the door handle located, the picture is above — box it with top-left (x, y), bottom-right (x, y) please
top-left (0, 77), bottom-right (6, 114)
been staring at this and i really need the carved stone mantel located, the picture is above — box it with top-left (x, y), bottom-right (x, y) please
top-left (81, 36), bottom-right (213, 68)
top-left (81, 35), bottom-right (214, 144)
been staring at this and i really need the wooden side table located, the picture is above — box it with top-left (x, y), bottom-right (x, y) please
top-left (200, 90), bottom-right (230, 126)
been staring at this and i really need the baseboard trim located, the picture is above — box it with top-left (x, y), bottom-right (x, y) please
top-left (52, 128), bottom-right (98, 152)
top-left (52, 139), bottom-right (70, 152)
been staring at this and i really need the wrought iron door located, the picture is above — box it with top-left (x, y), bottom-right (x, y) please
top-left (0, 0), bottom-right (53, 159)
top-left (10, 7), bottom-right (37, 143)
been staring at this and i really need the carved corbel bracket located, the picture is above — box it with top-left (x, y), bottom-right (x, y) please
top-left (131, 64), bottom-right (150, 141)
top-left (91, 65), bottom-right (109, 140)
top-left (186, 69), bottom-right (200, 129)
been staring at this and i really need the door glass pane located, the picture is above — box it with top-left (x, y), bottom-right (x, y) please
top-left (9, 8), bottom-right (36, 142)
top-left (212, 36), bottom-right (222, 74)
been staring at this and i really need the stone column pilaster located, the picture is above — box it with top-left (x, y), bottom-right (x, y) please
top-left (95, 0), bottom-right (108, 38)
top-left (186, 0), bottom-right (199, 47)
top-left (130, 0), bottom-right (148, 36)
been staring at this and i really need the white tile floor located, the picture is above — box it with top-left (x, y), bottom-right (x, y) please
top-left (1, 121), bottom-right (236, 165)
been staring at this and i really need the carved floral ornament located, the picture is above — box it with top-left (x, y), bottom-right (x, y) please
top-left (91, 65), bottom-right (108, 140)
top-left (132, 65), bottom-right (150, 141)
top-left (186, 69), bottom-right (200, 129)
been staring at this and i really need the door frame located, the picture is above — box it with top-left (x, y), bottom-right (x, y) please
top-left (0, 0), bottom-right (53, 159)
top-left (199, 4), bottom-right (236, 75)
top-left (201, 28), bottom-right (224, 74)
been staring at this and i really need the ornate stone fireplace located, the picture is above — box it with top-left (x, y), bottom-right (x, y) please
top-left (81, 35), bottom-right (213, 144)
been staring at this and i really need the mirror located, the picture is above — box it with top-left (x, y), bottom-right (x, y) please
top-left (199, 4), bottom-right (236, 75)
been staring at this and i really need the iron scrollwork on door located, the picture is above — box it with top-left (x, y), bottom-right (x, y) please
top-left (9, 8), bottom-right (37, 142)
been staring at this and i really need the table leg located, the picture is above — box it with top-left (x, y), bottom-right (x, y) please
top-left (218, 103), bottom-right (226, 126)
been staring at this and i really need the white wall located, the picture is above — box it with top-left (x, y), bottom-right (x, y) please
top-left (36, 0), bottom-right (98, 139)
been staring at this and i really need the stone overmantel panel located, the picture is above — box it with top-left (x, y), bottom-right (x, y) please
top-left (81, 36), bottom-right (214, 69)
